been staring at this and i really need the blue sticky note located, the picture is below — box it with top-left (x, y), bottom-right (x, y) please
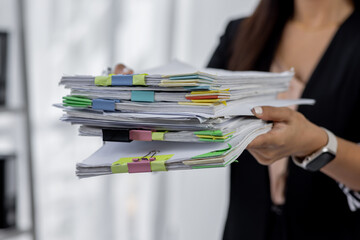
top-left (92, 99), bottom-right (119, 111)
top-left (131, 91), bottom-right (155, 102)
top-left (112, 75), bottom-right (133, 86)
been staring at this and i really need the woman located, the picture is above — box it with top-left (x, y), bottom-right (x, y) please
top-left (207, 0), bottom-right (360, 239)
top-left (116, 0), bottom-right (360, 239)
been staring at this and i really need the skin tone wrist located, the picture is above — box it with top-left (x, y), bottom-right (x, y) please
top-left (294, 124), bottom-right (328, 159)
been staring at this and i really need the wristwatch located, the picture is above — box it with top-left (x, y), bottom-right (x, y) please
top-left (292, 128), bottom-right (338, 172)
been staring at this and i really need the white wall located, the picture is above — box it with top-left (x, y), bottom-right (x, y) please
top-left (22, 0), bottom-right (259, 239)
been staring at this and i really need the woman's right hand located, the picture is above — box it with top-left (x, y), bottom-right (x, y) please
top-left (114, 64), bottom-right (134, 74)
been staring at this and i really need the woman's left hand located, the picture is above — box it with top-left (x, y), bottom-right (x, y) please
top-left (247, 106), bottom-right (328, 165)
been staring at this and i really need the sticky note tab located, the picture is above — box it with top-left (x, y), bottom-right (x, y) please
top-left (111, 154), bottom-right (173, 173)
top-left (129, 130), bottom-right (152, 141)
top-left (62, 96), bottom-right (92, 108)
top-left (131, 91), bottom-right (155, 102)
top-left (178, 102), bottom-right (215, 106)
top-left (95, 76), bottom-right (112, 86)
top-left (191, 144), bottom-right (232, 159)
top-left (102, 129), bottom-right (132, 142)
top-left (150, 154), bottom-right (173, 171)
top-left (169, 75), bottom-right (200, 80)
top-left (92, 99), bottom-right (119, 111)
top-left (128, 160), bottom-right (151, 173)
top-left (111, 75), bottom-right (133, 86)
top-left (152, 132), bottom-right (166, 141)
top-left (194, 130), bottom-right (224, 136)
top-left (132, 74), bottom-right (147, 85)
top-left (111, 162), bottom-right (129, 173)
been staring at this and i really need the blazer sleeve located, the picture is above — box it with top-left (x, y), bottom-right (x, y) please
top-left (207, 19), bottom-right (244, 69)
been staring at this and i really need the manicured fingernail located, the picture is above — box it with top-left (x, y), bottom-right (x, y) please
top-left (252, 106), bottom-right (263, 115)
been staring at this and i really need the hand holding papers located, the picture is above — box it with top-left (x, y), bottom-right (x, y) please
top-left (56, 60), bottom-right (315, 177)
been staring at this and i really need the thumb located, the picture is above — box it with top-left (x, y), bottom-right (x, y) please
top-left (247, 132), bottom-right (273, 149)
top-left (251, 106), bottom-right (292, 122)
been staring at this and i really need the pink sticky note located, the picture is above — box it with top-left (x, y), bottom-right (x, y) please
top-left (128, 160), bottom-right (151, 173)
top-left (129, 130), bottom-right (152, 141)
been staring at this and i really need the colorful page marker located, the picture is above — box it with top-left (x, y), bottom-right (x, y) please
top-left (95, 76), bottom-right (112, 86)
top-left (111, 75), bottom-right (133, 86)
top-left (132, 74), bottom-right (147, 86)
top-left (129, 130), bottom-right (152, 141)
top-left (102, 129), bottom-right (132, 142)
top-left (191, 144), bottom-right (232, 159)
top-left (62, 96), bottom-right (92, 108)
top-left (128, 160), bottom-right (151, 173)
top-left (111, 154), bottom-right (173, 173)
top-left (92, 99), bottom-right (119, 111)
top-left (194, 130), bottom-right (224, 136)
top-left (131, 90), bottom-right (155, 102)
top-left (152, 132), bottom-right (166, 141)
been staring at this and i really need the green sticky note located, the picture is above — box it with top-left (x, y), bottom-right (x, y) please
top-left (62, 95), bottom-right (92, 107)
top-left (111, 154), bottom-right (173, 173)
top-left (63, 96), bottom-right (92, 103)
top-left (111, 163), bottom-right (129, 173)
top-left (193, 130), bottom-right (223, 136)
top-left (95, 76), bottom-right (112, 86)
top-left (132, 74), bottom-right (147, 85)
top-left (63, 100), bottom-right (91, 107)
top-left (191, 144), bottom-right (232, 159)
top-left (152, 132), bottom-right (166, 141)
top-left (150, 154), bottom-right (173, 171)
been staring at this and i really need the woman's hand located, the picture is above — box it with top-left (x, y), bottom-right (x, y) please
top-left (114, 64), bottom-right (134, 74)
top-left (247, 106), bottom-right (328, 165)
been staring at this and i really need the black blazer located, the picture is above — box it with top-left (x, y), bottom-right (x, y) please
top-left (208, 11), bottom-right (360, 240)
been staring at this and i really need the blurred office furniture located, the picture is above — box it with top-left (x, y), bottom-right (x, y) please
top-left (0, 0), bottom-right (36, 239)
top-left (0, 154), bottom-right (16, 229)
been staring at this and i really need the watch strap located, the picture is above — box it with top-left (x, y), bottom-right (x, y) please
top-left (292, 128), bottom-right (337, 171)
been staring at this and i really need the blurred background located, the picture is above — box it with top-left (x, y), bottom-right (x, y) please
top-left (0, 0), bottom-right (259, 239)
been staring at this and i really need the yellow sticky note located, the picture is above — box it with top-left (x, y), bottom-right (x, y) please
top-left (196, 135), bottom-right (229, 140)
top-left (178, 102), bottom-right (215, 106)
top-left (152, 132), bottom-right (166, 141)
top-left (95, 76), bottom-right (112, 86)
top-left (150, 154), bottom-right (174, 171)
top-left (132, 74), bottom-right (147, 85)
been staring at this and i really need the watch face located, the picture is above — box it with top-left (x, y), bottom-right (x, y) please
top-left (307, 152), bottom-right (335, 172)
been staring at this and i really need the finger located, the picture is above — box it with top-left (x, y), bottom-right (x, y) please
top-left (248, 149), bottom-right (275, 165)
top-left (247, 133), bottom-right (273, 149)
top-left (114, 64), bottom-right (134, 74)
top-left (251, 106), bottom-right (293, 122)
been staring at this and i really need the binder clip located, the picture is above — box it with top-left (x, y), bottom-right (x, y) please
top-left (128, 150), bottom-right (159, 173)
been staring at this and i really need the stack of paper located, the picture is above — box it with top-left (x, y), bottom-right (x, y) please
top-left (56, 60), bottom-right (314, 178)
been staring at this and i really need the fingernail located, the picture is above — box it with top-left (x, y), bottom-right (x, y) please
top-left (123, 68), bottom-right (131, 74)
top-left (252, 106), bottom-right (263, 115)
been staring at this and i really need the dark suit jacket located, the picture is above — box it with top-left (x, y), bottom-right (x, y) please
top-left (208, 10), bottom-right (360, 240)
